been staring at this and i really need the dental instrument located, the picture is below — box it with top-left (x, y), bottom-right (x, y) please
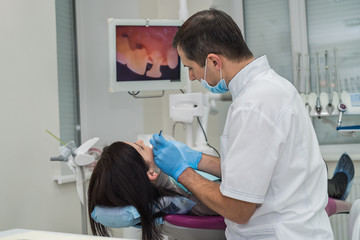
top-left (304, 53), bottom-right (312, 113)
top-left (325, 50), bottom-right (334, 114)
top-left (333, 48), bottom-right (347, 128)
top-left (337, 103), bottom-right (347, 128)
top-left (334, 48), bottom-right (342, 105)
top-left (46, 129), bottom-right (67, 146)
top-left (295, 52), bottom-right (301, 92)
top-left (315, 52), bottom-right (322, 115)
top-left (159, 129), bottom-right (163, 136)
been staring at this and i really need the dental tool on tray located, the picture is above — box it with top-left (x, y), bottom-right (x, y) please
top-left (304, 53), bottom-right (311, 113)
top-left (333, 48), bottom-right (346, 128)
top-left (296, 49), bottom-right (360, 134)
top-left (325, 50), bottom-right (335, 115)
top-left (334, 48), bottom-right (343, 106)
top-left (315, 52), bottom-right (322, 116)
top-left (296, 52), bottom-right (301, 92)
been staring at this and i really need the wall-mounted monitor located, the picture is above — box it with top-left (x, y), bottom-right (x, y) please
top-left (108, 18), bottom-right (185, 92)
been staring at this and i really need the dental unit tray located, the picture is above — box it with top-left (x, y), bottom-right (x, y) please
top-left (337, 126), bottom-right (360, 132)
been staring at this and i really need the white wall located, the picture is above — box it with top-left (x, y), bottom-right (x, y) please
top-left (76, 0), bottom-right (145, 147)
top-left (0, 0), bottom-right (81, 234)
top-left (77, 0), bottom-right (217, 149)
top-left (75, 0), bottom-right (220, 238)
top-left (0, 0), bottom-right (228, 236)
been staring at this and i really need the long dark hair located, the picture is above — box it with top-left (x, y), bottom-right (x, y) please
top-left (88, 141), bottom-right (178, 240)
top-left (173, 8), bottom-right (253, 67)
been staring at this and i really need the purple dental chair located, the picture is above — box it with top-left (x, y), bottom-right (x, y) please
top-left (163, 215), bottom-right (226, 240)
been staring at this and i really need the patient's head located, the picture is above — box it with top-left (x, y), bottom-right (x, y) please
top-left (126, 139), bottom-right (161, 180)
top-left (88, 141), bottom-right (172, 240)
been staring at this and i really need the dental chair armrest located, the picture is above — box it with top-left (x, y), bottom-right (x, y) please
top-left (164, 215), bottom-right (225, 230)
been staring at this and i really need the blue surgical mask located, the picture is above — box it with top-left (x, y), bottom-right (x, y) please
top-left (200, 58), bottom-right (229, 94)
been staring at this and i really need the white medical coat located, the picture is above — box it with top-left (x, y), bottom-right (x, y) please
top-left (220, 56), bottom-right (334, 239)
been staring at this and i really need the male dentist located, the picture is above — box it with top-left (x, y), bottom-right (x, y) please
top-left (151, 8), bottom-right (333, 239)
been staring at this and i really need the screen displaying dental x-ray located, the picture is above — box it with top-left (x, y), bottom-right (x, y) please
top-left (108, 19), bottom-right (185, 92)
top-left (116, 25), bottom-right (180, 82)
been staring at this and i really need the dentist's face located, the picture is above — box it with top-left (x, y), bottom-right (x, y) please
top-left (177, 46), bottom-right (219, 87)
top-left (177, 47), bottom-right (204, 82)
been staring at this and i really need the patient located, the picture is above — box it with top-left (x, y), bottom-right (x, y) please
top-left (88, 140), bottom-right (355, 239)
top-left (87, 140), bottom-right (217, 240)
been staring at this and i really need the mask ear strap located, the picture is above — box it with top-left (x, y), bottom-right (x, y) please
top-left (220, 68), bottom-right (222, 80)
top-left (204, 58), bottom-right (208, 81)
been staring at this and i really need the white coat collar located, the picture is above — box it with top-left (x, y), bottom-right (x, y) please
top-left (228, 55), bottom-right (271, 100)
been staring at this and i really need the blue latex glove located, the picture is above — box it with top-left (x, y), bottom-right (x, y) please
top-left (150, 133), bottom-right (190, 181)
top-left (171, 141), bottom-right (202, 170)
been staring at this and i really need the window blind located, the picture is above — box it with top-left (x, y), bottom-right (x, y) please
top-left (55, 0), bottom-right (80, 145)
top-left (306, 0), bottom-right (360, 94)
top-left (243, 0), bottom-right (293, 82)
top-left (306, 0), bottom-right (360, 144)
top-left (55, 0), bottom-right (81, 175)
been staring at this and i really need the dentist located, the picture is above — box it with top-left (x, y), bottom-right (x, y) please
top-left (151, 8), bottom-right (333, 239)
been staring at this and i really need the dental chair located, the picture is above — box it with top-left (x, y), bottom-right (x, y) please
top-left (92, 199), bottom-right (226, 240)
top-left (163, 215), bottom-right (226, 240)
top-left (158, 170), bottom-right (226, 239)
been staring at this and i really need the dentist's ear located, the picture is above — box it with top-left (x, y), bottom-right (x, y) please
top-left (208, 53), bottom-right (222, 70)
top-left (147, 170), bottom-right (159, 181)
